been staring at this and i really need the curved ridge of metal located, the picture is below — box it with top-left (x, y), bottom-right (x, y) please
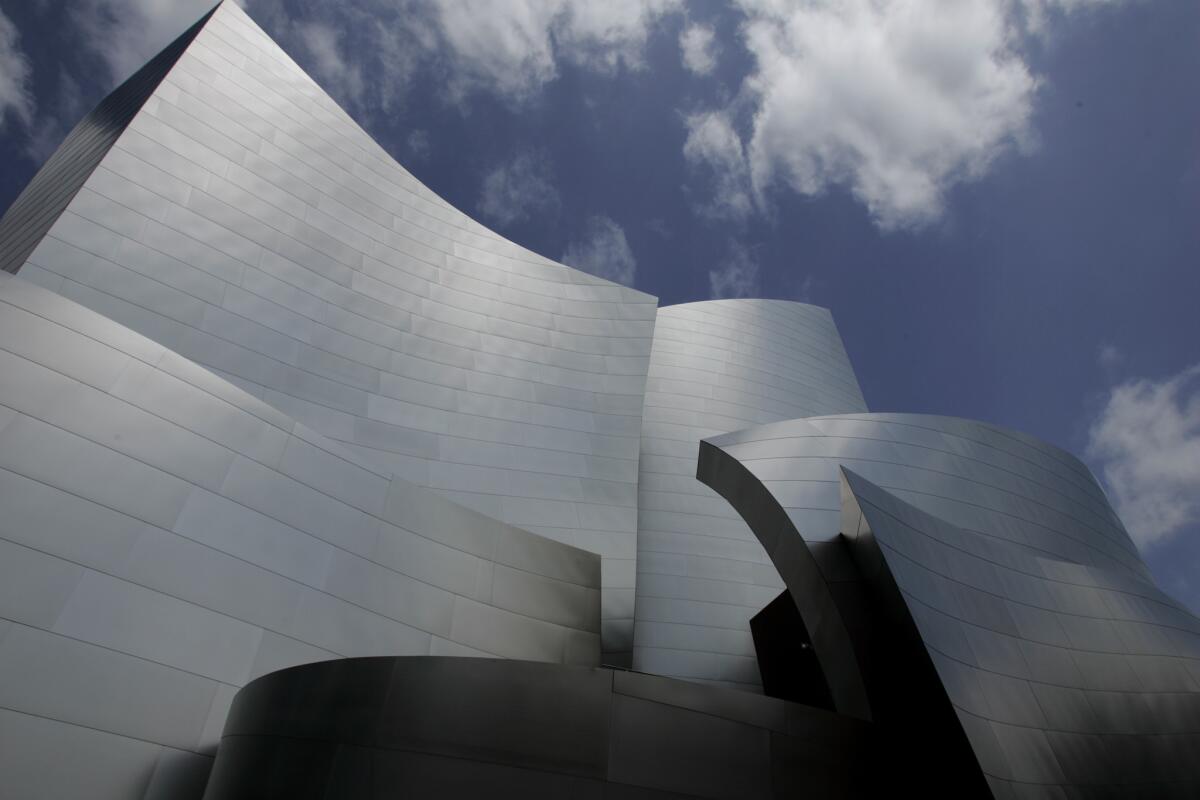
top-left (201, 655), bottom-right (875, 799)
top-left (700, 412), bottom-right (1200, 798)
top-left (839, 465), bottom-right (1200, 797)
top-left (631, 299), bottom-right (868, 691)
top-left (695, 438), bottom-right (872, 720)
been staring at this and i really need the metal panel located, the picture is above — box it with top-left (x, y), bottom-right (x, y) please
top-left (0, 273), bottom-right (604, 798)
top-left (0, 7), bottom-right (218, 275)
top-left (200, 656), bottom-right (875, 799)
top-left (699, 415), bottom-right (1200, 797)
top-left (11, 1), bottom-right (657, 666)
top-left (632, 300), bottom-right (867, 689)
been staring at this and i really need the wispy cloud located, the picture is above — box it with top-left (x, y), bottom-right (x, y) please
top-left (68, 0), bottom-right (222, 85)
top-left (477, 151), bottom-right (561, 228)
top-left (294, 21), bottom-right (366, 111)
top-left (21, 70), bottom-right (84, 163)
top-left (245, 0), bottom-right (427, 120)
top-left (683, 110), bottom-right (753, 221)
top-left (1097, 343), bottom-right (1124, 372)
top-left (709, 240), bottom-right (759, 299)
top-left (0, 8), bottom-right (35, 132)
top-left (645, 218), bottom-right (672, 239)
top-left (430, 0), bottom-right (681, 102)
top-left (561, 215), bottom-right (636, 287)
top-left (684, 0), bottom-right (1126, 231)
top-left (406, 129), bottom-right (431, 161)
top-left (679, 22), bottom-right (718, 76)
top-left (238, 1), bottom-right (680, 116)
top-left (1086, 363), bottom-right (1200, 549)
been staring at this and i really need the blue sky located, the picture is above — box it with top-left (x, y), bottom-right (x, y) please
top-left (1, 0), bottom-right (1197, 610)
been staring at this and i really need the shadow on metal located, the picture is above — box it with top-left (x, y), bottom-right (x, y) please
top-left (698, 440), bottom-right (993, 798)
top-left (201, 656), bottom-right (875, 799)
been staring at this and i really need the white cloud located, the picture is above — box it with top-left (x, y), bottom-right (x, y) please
top-left (1019, 0), bottom-right (1126, 36)
top-left (683, 110), bottom-right (753, 220)
top-left (69, 0), bottom-right (220, 85)
top-left (56, 0), bottom-right (682, 120)
top-left (684, 0), bottom-right (1124, 230)
top-left (431, 0), bottom-right (681, 101)
top-left (244, 0), bottom-right (426, 119)
top-left (240, 0), bottom-right (678, 114)
top-left (744, 0), bottom-right (1036, 229)
top-left (680, 23), bottom-right (718, 75)
top-left (1086, 364), bottom-right (1200, 548)
top-left (0, 8), bottom-right (35, 131)
top-left (709, 241), bottom-right (759, 299)
top-left (562, 215), bottom-right (637, 286)
top-left (22, 70), bottom-right (84, 163)
top-left (295, 21), bottom-right (366, 110)
top-left (477, 151), bottom-right (561, 228)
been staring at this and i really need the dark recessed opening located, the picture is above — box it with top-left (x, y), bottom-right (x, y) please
top-left (750, 589), bottom-right (835, 710)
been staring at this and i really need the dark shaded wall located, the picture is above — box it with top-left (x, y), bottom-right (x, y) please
top-left (203, 656), bottom-right (875, 799)
top-left (698, 414), bottom-right (1200, 799)
top-left (749, 590), bottom-right (833, 709)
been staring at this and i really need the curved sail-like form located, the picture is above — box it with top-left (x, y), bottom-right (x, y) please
top-left (5, 0), bottom-right (657, 667)
top-left (0, 272), bottom-right (603, 796)
top-left (702, 413), bottom-right (1147, 577)
top-left (632, 300), bottom-right (866, 689)
top-left (699, 414), bottom-right (1200, 798)
top-left (2, 1), bottom-right (1197, 798)
top-left (0, 1), bottom-right (643, 795)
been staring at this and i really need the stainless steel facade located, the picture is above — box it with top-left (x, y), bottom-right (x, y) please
top-left (10, 0), bottom-right (656, 667)
top-left (632, 301), bottom-right (866, 690)
top-left (1, 1), bottom-right (1197, 798)
top-left (0, 272), bottom-right (602, 798)
top-left (200, 656), bottom-right (872, 799)
top-left (703, 413), bottom-right (1147, 577)
top-left (700, 415), bottom-right (1200, 798)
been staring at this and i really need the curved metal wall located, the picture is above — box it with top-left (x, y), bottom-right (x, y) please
top-left (700, 415), bottom-right (1200, 797)
top-left (0, 274), bottom-right (602, 798)
top-left (202, 656), bottom-right (873, 799)
top-left (632, 300), bottom-right (866, 689)
top-left (11, 1), bottom-right (657, 664)
top-left (705, 413), bottom-right (1146, 579)
top-left (840, 469), bottom-right (1200, 798)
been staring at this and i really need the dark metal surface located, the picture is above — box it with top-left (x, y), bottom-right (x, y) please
top-left (698, 434), bottom-right (992, 798)
top-left (699, 415), bottom-right (1200, 799)
top-left (697, 439), bottom-right (873, 721)
top-left (202, 656), bottom-right (875, 800)
top-left (842, 468), bottom-right (1200, 799)
top-left (749, 590), bottom-right (833, 709)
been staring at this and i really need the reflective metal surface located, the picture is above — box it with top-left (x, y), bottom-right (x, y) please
top-left (632, 300), bottom-right (866, 690)
top-left (0, 273), bottom-right (603, 798)
top-left (2, 0), bottom-right (1193, 797)
top-left (700, 414), bottom-right (1200, 798)
top-left (0, 7), bottom-right (217, 276)
top-left (11, 1), bottom-right (657, 666)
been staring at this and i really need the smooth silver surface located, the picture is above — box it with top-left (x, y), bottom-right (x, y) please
top-left (8, 0), bottom-right (1193, 796)
top-left (14, 1), bottom-right (656, 665)
top-left (706, 413), bottom-right (1146, 579)
top-left (0, 273), bottom-right (602, 798)
top-left (632, 300), bottom-right (866, 690)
